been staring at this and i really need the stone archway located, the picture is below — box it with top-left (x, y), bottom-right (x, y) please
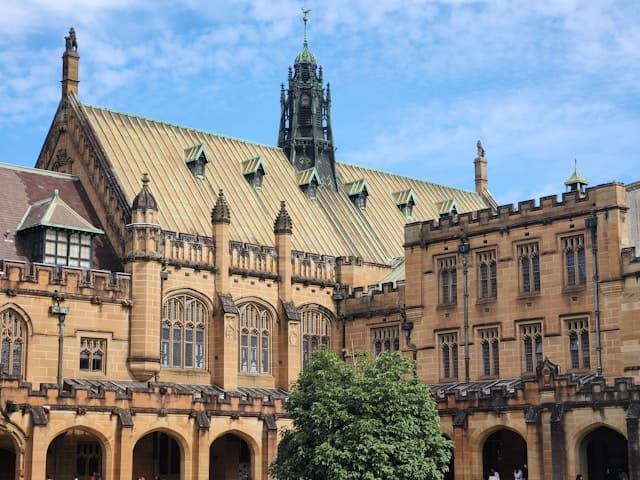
top-left (133, 431), bottom-right (182, 480)
top-left (580, 426), bottom-right (628, 479)
top-left (209, 433), bottom-right (252, 480)
top-left (0, 429), bottom-right (17, 480)
top-left (482, 429), bottom-right (527, 480)
top-left (46, 428), bottom-right (104, 480)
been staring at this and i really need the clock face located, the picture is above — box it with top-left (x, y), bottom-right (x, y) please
top-left (300, 95), bottom-right (311, 107)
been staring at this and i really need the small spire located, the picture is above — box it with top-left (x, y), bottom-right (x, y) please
top-left (211, 189), bottom-right (231, 224)
top-left (564, 159), bottom-right (589, 193)
top-left (274, 201), bottom-right (293, 234)
top-left (302, 8), bottom-right (311, 47)
top-left (132, 173), bottom-right (158, 211)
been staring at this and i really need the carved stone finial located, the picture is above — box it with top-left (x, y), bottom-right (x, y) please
top-left (274, 201), bottom-right (293, 234)
top-left (132, 173), bottom-right (158, 211)
top-left (211, 189), bottom-right (231, 224)
top-left (476, 140), bottom-right (485, 158)
top-left (65, 27), bottom-right (78, 53)
top-left (302, 7), bottom-right (312, 45)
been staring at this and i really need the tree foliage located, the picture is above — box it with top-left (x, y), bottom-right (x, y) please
top-left (269, 349), bottom-right (452, 480)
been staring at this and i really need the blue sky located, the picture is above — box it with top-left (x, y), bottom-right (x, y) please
top-left (1, 0), bottom-right (638, 205)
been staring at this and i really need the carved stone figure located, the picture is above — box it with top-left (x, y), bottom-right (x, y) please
top-left (65, 28), bottom-right (78, 52)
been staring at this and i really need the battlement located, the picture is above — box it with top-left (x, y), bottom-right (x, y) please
top-left (0, 259), bottom-right (131, 300)
top-left (1, 378), bottom-right (286, 428)
top-left (291, 250), bottom-right (337, 284)
top-left (343, 282), bottom-right (405, 318)
top-left (406, 182), bottom-right (627, 246)
top-left (162, 231), bottom-right (216, 270)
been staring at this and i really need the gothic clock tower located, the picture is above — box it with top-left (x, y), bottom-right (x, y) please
top-left (278, 10), bottom-right (337, 190)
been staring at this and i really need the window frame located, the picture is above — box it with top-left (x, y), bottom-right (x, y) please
top-left (562, 234), bottom-right (587, 289)
top-left (0, 308), bottom-right (26, 378)
top-left (79, 337), bottom-right (107, 374)
top-left (477, 249), bottom-right (498, 300)
top-left (300, 307), bottom-right (332, 369)
top-left (437, 256), bottom-right (458, 306)
top-left (371, 324), bottom-right (400, 357)
top-left (161, 293), bottom-right (208, 370)
top-left (517, 242), bottom-right (541, 295)
top-left (238, 302), bottom-right (274, 375)
top-left (438, 331), bottom-right (459, 381)
top-left (565, 317), bottom-right (591, 371)
top-left (478, 327), bottom-right (500, 377)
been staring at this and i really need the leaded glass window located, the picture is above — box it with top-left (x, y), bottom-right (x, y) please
top-left (79, 337), bottom-right (106, 373)
top-left (239, 302), bottom-right (273, 374)
top-left (300, 308), bottom-right (331, 369)
top-left (1, 309), bottom-right (26, 378)
top-left (567, 318), bottom-right (590, 370)
top-left (161, 294), bottom-right (207, 369)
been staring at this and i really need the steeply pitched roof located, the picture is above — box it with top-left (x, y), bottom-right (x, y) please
top-left (75, 103), bottom-right (489, 266)
top-left (0, 163), bottom-right (119, 271)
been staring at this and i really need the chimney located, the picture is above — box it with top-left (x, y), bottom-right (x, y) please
top-left (61, 27), bottom-right (79, 98)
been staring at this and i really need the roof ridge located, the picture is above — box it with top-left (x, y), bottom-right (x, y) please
top-left (81, 103), bottom-right (285, 152)
top-left (337, 161), bottom-right (479, 195)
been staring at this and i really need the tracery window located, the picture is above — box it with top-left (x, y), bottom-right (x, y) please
top-left (479, 327), bottom-right (499, 377)
top-left (1, 308), bottom-right (25, 378)
top-left (300, 308), bottom-right (331, 369)
top-left (161, 294), bottom-right (206, 369)
top-left (520, 323), bottom-right (543, 373)
top-left (518, 242), bottom-right (540, 294)
top-left (371, 325), bottom-right (400, 357)
top-left (438, 256), bottom-right (457, 305)
top-left (563, 234), bottom-right (586, 287)
top-left (477, 250), bottom-right (497, 299)
top-left (439, 332), bottom-right (459, 380)
top-left (567, 318), bottom-right (590, 370)
top-left (79, 337), bottom-right (106, 373)
top-left (239, 302), bottom-right (273, 374)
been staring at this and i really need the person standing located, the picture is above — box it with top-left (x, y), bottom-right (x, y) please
top-left (513, 466), bottom-right (523, 480)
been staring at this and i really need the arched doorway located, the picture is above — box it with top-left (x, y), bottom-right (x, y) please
top-left (133, 431), bottom-right (181, 480)
top-left (209, 433), bottom-right (252, 480)
top-left (580, 426), bottom-right (628, 479)
top-left (0, 429), bottom-right (17, 480)
top-left (482, 429), bottom-right (527, 480)
top-left (46, 428), bottom-right (104, 480)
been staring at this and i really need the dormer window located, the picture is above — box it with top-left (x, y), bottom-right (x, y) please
top-left (297, 168), bottom-right (320, 199)
top-left (242, 156), bottom-right (268, 190)
top-left (393, 189), bottom-right (416, 219)
top-left (184, 144), bottom-right (210, 178)
top-left (16, 190), bottom-right (103, 269)
top-left (436, 198), bottom-right (459, 218)
top-left (345, 179), bottom-right (369, 210)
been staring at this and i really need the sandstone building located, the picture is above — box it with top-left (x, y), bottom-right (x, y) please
top-left (0, 23), bottom-right (639, 480)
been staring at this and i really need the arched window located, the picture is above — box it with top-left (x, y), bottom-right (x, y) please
top-left (161, 294), bottom-right (207, 369)
top-left (300, 307), bottom-right (332, 369)
top-left (239, 303), bottom-right (273, 374)
top-left (1, 308), bottom-right (26, 378)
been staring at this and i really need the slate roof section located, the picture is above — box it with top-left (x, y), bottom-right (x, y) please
top-left (17, 189), bottom-right (104, 234)
top-left (0, 163), bottom-right (120, 272)
top-left (72, 102), bottom-right (488, 271)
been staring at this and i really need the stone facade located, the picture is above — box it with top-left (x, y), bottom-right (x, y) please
top-left (1, 25), bottom-right (639, 480)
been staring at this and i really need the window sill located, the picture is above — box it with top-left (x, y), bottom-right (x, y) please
top-left (517, 292), bottom-right (541, 300)
top-left (562, 285), bottom-right (586, 294)
top-left (476, 297), bottom-right (497, 305)
top-left (436, 303), bottom-right (458, 311)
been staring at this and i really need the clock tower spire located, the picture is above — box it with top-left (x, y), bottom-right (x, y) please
top-left (278, 9), bottom-right (337, 190)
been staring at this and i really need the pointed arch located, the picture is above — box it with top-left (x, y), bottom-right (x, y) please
top-left (236, 298), bottom-right (277, 374)
top-left (161, 290), bottom-right (211, 369)
top-left (298, 303), bottom-right (335, 369)
top-left (0, 306), bottom-right (29, 378)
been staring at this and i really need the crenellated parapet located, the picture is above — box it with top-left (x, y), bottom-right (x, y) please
top-left (0, 377), bottom-right (287, 429)
top-left (622, 246), bottom-right (640, 278)
top-left (0, 259), bottom-right (131, 301)
top-left (230, 241), bottom-right (278, 278)
top-left (406, 183), bottom-right (628, 246)
top-left (342, 282), bottom-right (405, 319)
top-left (162, 231), bottom-right (216, 270)
top-left (291, 251), bottom-right (337, 285)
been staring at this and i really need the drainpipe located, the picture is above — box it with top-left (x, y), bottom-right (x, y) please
top-left (585, 211), bottom-right (602, 376)
top-left (50, 290), bottom-right (69, 390)
top-left (332, 287), bottom-right (345, 360)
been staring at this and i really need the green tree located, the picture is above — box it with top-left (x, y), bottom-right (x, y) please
top-left (270, 349), bottom-right (452, 480)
